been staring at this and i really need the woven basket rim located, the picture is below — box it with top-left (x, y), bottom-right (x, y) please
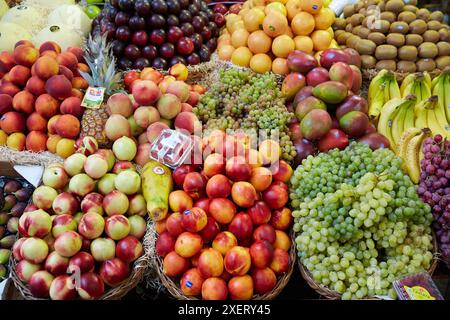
top-left (297, 231), bottom-right (440, 300)
top-left (154, 227), bottom-right (297, 301)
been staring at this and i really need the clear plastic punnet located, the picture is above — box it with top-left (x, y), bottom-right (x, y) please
top-left (149, 129), bottom-right (193, 169)
top-left (393, 272), bottom-right (444, 300)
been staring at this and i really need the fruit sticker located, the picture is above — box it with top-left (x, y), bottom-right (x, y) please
top-left (153, 166), bottom-right (165, 175)
top-left (81, 87), bottom-right (105, 109)
top-left (404, 286), bottom-right (435, 300)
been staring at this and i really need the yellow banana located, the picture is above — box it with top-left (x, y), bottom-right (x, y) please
top-left (436, 71), bottom-right (450, 123)
top-left (391, 95), bottom-right (417, 152)
top-left (425, 96), bottom-right (450, 139)
top-left (445, 73), bottom-right (450, 123)
top-left (377, 98), bottom-right (404, 154)
top-left (431, 74), bottom-right (440, 90)
top-left (423, 71), bottom-right (432, 89)
top-left (400, 73), bottom-right (415, 96)
top-left (420, 81), bottom-right (431, 102)
top-left (389, 77), bottom-right (401, 99)
top-left (397, 127), bottom-right (422, 171)
top-left (402, 81), bottom-right (416, 99)
top-left (414, 97), bottom-right (430, 129)
top-left (368, 69), bottom-right (389, 104)
top-left (403, 103), bottom-right (416, 131)
top-left (405, 130), bottom-right (428, 184)
top-left (368, 84), bottom-right (387, 121)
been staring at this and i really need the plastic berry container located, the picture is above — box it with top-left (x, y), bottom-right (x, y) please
top-left (150, 129), bottom-right (193, 169)
top-left (393, 272), bottom-right (444, 300)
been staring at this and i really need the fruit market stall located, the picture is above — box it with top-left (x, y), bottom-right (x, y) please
top-left (0, 0), bottom-right (449, 302)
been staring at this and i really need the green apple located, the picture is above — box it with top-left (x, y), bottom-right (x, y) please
top-left (85, 5), bottom-right (101, 19)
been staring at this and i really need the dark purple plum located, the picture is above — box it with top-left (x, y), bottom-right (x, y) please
top-left (181, 23), bottom-right (194, 37)
top-left (133, 58), bottom-right (151, 70)
top-left (198, 45), bottom-right (211, 62)
top-left (151, 0), bottom-right (168, 15)
top-left (192, 16), bottom-right (206, 32)
top-left (115, 11), bottom-right (130, 26)
top-left (147, 14), bottom-right (165, 29)
top-left (190, 33), bottom-right (203, 50)
top-left (186, 53), bottom-right (201, 65)
top-left (179, 0), bottom-right (189, 9)
top-left (167, 0), bottom-right (181, 14)
top-left (180, 9), bottom-right (192, 23)
top-left (188, 4), bottom-right (200, 16)
top-left (124, 44), bottom-right (141, 60)
top-left (101, 22), bottom-right (116, 40)
top-left (132, 31), bottom-right (149, 46)
top-left (200, 26), bottom-right (212, 41)
top-left (150, 29), bottom-right (166, 46)
top-left (208, 22), bottom-right (218, 37)
top-left (167, 26), bottom-right (183, 44)
top-left (206, 38), bottom-right (217, 52)
top-left (152, 57), bottom-right (168, 70)
top-left (213, 13), bottom-right (225, 28)
top-left (198, 11), bottom-right (209, 23)
top-left (167, 15), bottom-right (180, 27)
top-left (111, 0), bottom-right (120, 8)
top-left (134, 0), bottom-right (152, 16)
top-left (118, 0), bottom-right (133, 12)
top-left (118, 57), bottom-right (133, 70)
top-left (115, 25), bottom-right (131, 42)
top-left (142, 45), bottom-right (158, 60)
top-left (105, 6), bottom-right (118, 22)
top-left (129, 15), bottom-right (146, 31)
top-left (159, 43), bottom-right (176, 59)
top-left (170, 56), bottom-right (187, 66)
top-left (204, 9), bottom-right (214, 20)
top-left (111, 40), bottom-right (126, 56)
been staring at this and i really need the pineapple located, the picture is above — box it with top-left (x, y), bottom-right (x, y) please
top-left (79, 34), bottom-right (122, 147)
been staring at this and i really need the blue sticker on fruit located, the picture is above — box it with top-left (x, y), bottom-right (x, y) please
top-left (186, 281), bottom-right (193, 288)
top-left (184, 210), bottom-right (190, 215)
top-left (313, 4), bottom-right (318, 9)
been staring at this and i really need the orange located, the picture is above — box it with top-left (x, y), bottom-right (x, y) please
top-left (311, 30), bottom-right (332, 51)
top-left (248, 30), bottom-right (272, 54)
top-left (272, 57), bottom-right (289, 75)
top-left (231, 29), bottom-right (250, 47)
top-left (231, 47), bottom-right (253, 67)
top-left (262, 11), bottom-right (288, 37)
top-left (291, 12), bottom-right (315, 36)
top-left (243, 8), bottom-right (266, 32)
top-left (314, 8), bottom-right (335, 30)
top-left (294, 36), bottom-right (314, 53)
top-left (250, 54), bottom-right (272, 73)
top-left (218, 45), bottom-right (235, 61)
top-left (283, 27), bottom-right (294, 38)
top-left (286, 0), bottom-right (302, 21)
top-left (265, 2), bottom-right (287, 16)
top-left (300, 0), bottom-right (323, 15)
top-left (272, 35), bottom-right (295, 58)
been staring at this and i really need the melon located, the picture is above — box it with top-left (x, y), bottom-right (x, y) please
top-left (33, 24), bottom-right (83, 51)
top-left (47, 4), bottom-right (92, 36)
top-left (0, 5), bottom-right (45, 34)
top-left (0, 22), bottom-right (32, 53)
top-left (0, 0), bottom-right (8, 19)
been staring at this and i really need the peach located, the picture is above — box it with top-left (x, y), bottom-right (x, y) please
top-left (40, 50), bottom-right (58, 59)
top-left (64, 153), bottom-right (86, 176)
top-left (96, 173), bottom-right (116, 196)
top-left (106, 93), bottom-right (133, 117)
top-left (90, 238), bottom-right (115, 262)
top-left (166, 212), bottom-right (185, 237)
top-left (199, 216), bottom-right (220, 243)
top-left (32, 186), bottom-right (58, 210)
top-left (49, 275), bottom-right (77, 300)
top-left (59, 65), bottom-right (74, 82)
top-left (56, 52), bottom-right (78, 71)
top-left (34, 56), bottom-right (59, 80)
top-left (274, 230), bottom-right (291, 251)
top-left (127, 215), bottom-right (148, 240)
top-left (182, 172), bottom-right (206, 200)
top-left (105, 215), bottom-right (130, 240)
top-left (163, 251), bottom-right (189, 277)
top-left (174, 111), bottom-right (201, 134)
top-left (21, 237), bottom-right (49, 264)
top-left (228, 275), bottom-right (254, 300)
top-left (249, 167), bottom-right (273, 192)
top-left (132, 80), bottom-right (161, 106)
top-left (175, 232), bottom-right (203, 258)
top-left (76, 136), bottom-right (98, 156)
top-left (26, 131), bottom-right (48, 152)
top-left (56, 138), bottom-right (76, 158)
top-left (18, 209), bottom-right (52, 238)
top-left (203, 153), bottom-right (225, 178)
top-left (169, 63), bottom-right (188, 81)
top-left (180, 268), bottom-right (204, 296)
top-left (15, 260), bottom-right (41, 283)
top-left (67, 47), bottom-right (84, 62)
top-left (262, 184), bottom-right (288, 209)
top-left (250, 241), bottom-right (274, 269)
top-left (1, 111), bottom-right (26, 133)
top-left (155, 219), bottom-right (167, 234)
top-left (112, 160), bottom-right (136, 174)
top-left (181, 103), bottom-right (193, 112)
top-left (252, 267), bottom-right (277, 295)
top-left (231, 182), bottom-right (257, 208)
top-left (103, 190), bottom-right (129, 216)
top-left (270, 208), bottom-right (292, 230)
top-left (42, 165), bottom-right (68, 189)
top-left (140, 68), bottom-right (162, 82)
top-left (187, 91), bottom-right (200, 107)
top-left (78, 272), bottom-right (105, 300)
top-left (156, 232), bottom-right (176, 257)
top-left (270, 248), bottom-right (289, 274)
top-left (46, 134), bottom-right (62, 153)
top-left (52, 192), bottom-right (79, 216)
top-left (212, 231), bottom-right (238, 256)
top-left (72, 77), bottom-right (89, 90)
top-left (84, 154), bottom-right (108, 179)
top-left (71, 88), bottom-right (83, 99)
top-left (146, 121), bottom-right (169, 142)
top-left (26, 112), bottom-right (47, 132)
top-left (54, 230), bottom-right (82, 257)
top-left (202, 277), bottom-right (228, 300)
top-left (229, 212), bottom-right (254, 240)
top-left (81, 192), bottom-right (104, 215)
top-left (13, 45), bottom-right (39, 67)
top-left (105, 114), bottom-right (132, 141)
top-left (253, 224), bottom-right (276, 244)
top-left (127, 194), bottom-right (147, 217)
top-left (138, 132), bottom-right (149, 144)
top-left (248, 201), bottom-right (272, 225)
top-left (259, 140), bottom-right (281, 165)
top-left (0, 82), bottom-right (20, 97)
top-left (116, 235), bottom-right (143, 263)
top-left (12, 90), bottom-right (35, 114)
top-left (112, 136), bottom-right (137, 161)
top-left (168, 190), bottom-right (193, 214)
top-left (45, 75), bottom-right (72, 100)
top-left (45, 251), bottom-right (69, 275)
top-left (77, 63), bottom-right (89, 73)
top-left (209, 198), bottom-right (237, 225)
top-left (68, 173), bottom-right (95, 197)
top-left (198, 248), bottom-right (224, 278)
top-left (226, 156), bottom-right (251, 182)
top-left (166, 81), bottom-right (190, 102)
top-left (52, 214), bottom-right (77, 238)
top-left (78, 212), bottom-right (105, 240)
top-left (271, 160), bottom-right (293, 183)
top-left (14, 40), bottom-right (34, 48)
top-left (158, 75), bottom-right (176, 93)
top-left (96, 149), bottom-right (116, 171)
top-left (134, 106), bottom-right (160, 129)
top-left (47, 115), bottom-right (61, 135)
top-left (157, 93), bottom-right (182, 119)
top-left (55, 114), bottom-right (80, 139)
top-left (182, 207), bottom-right (207, 233)
top-left (39, 41), bottom-right (61, 54)
top-left (29, 270), bottom-right (54, 298)
top-left (194, 198), bottom-right (211, 216)
top-left (25, 76), bottom-right (46, 96)
top-left (134, 143), bottom-right (152, 166)
top-left (60, 97), bottom-right (83, 119)
top-left (0, 94), bottom-right (13, 114)
top-left (12, 238), bottom-right (27, 261)
top-left (0, 51), bottom-right (15, 73)
top-left (36, 94), bottom-right (60, 119)
top-left (9, 65), bottom-right (31, 87)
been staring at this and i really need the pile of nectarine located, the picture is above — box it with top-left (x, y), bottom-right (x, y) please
top-left (13, 137), bottom-right (148, 300)
top-left (0, 40), bottom-right (89, 157)
top-left (156, 131), bottom-right (294, 300)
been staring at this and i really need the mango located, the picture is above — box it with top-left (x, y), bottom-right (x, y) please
top-left (281, 72), bottom-right (306, 101)
top-left (312, 81), bottom-right (348, 104)
top-left (339, 111), bottom-right (369, 138)
top-left (300, 109), bottom-right (332, 141)
top-left (295, 96), bottom-right (326, 121)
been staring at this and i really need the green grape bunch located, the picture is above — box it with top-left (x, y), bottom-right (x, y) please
top-left (290, 143), bottom-right (434, 300)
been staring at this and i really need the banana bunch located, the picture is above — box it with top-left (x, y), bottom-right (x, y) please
top-left (431, 69), bottom-right (450, 130)
top-left (377, 95), bottom-right (416, 155)
top-left (368, 70), bottom-right (401, 121)
top-left (400, 72), bottom-right (432, 102)
top-left (414, 96), bottom-right (450, 139)
top-left (397, 128), bottom-right (431, 184)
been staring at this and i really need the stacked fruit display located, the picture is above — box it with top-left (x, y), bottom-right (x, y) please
top-left (0, 178), bottom-right (34, 280)
top-left (218, 0), bottom-right (338, 74)
top-left (0, 40), bottom-right (89, 157)
top-left (92, 0), bottom-right (224, 70)
top-left (334, 0), bottom-right (450, 72)
top-left (291, 142), bottom-right (435, 299)
top-left (12, 140), bottom-right (147, 299)
top-left (155, 132), bottom-right (294, 300)
top-left (283, 49), bottom-right (389, 166)
top-left (417, 134), bottom-right (449, 267)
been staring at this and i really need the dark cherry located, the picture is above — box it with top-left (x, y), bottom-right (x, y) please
top-left (167, 26), bottom-right (184, 44)
top-left (170, 56), bottom-right (186, 66)
top-left (180, 23), bottom-right (194, 37)
top-left (213, 4), bottom-right (228, 15)
top-left (188, 4), bottom-right (200, 16)
top-left (124, 44), bottom-right (141, 60)
top-left (180, 9), bottom-right (192, 23)
top-left (167, 15), bottom-right (180, 27)
top-left (115, 26), bottom-right (131, 42)
top-left (206, 38), bottom-right (217, 52)
top-left (142, 45), bottom-right (158, 60)
top-left (190, 33), bottom-right (203, 50)
top-left (176, 37), bottom-right (194, 56)
top-left (150, 29), bottom-right (166, 46)
top-left (151, 0), bottom-right (168, 15)
top-left (186, 53), bottom-right (201, 66)
top-left (132, 31), bottom-right (149, 46)
top-left (133, 58), bottom-right (151, 70)
top-left (208, 22), bottom-right (218, 38)
top-left (192, 16), bottom-right (205, 32)
top-left (213, 13), bottom-right (225, 28)
top-left (159, 43), bottom-right (176, 60)
top-left (179, 0), bottom-right (189, 9)
top-left (129, 15), bottom-right (146, 31)
top-left (167, 0), bottom-right (181, 14)
top-left (134, 0), bottom-right (152, 17)
top-left (118, 57), bottom-right (133, 70)
top-left (199, 45), bottom-right (211, 62)
top-left (204, 9), bottom-right (214, 20)
top-left (198, 11), bottom-right (209, 23)
top-left (115, 11), bottom-right (130, 26)
top-left (147, 14), bottom-right (165, 29)
top-left (118, 0), bottom-right (133, 12)
top-left (152, 57), bottom-right (168, 70)
top-left (111, 40), bottom-right (125, 56)
top-left (201, 26), bottom-right (212, 41)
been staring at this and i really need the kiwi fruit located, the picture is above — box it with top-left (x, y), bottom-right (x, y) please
top-left (359, 8), bottom-right (367, 15)
top-left (429, 11), bottom-right (444, 22)
top-left (370, 20), bottom-right (390, 33)
top-left (380, 12), bottom-right (397, 24)
top-left (352, 25), bottom-right (362, 35)
top-left (435, 56), bottom-right (450, 70)
top-left (343, 5), bottom-right (355, 18)
top-left (418, 42), bottom-right (439, 58)
top-left (409, 20), bottom-right (427, 34)
top-left (355, 39), bottom-right (377, 55)
top-left (357, 27), bottom-right (371, 39)
top-left (376, 60), bottom-right (397, 71)
top-left (355, 2), bottom-right (365, 12)
top-left (389, 21), bottom-right (409, 34)
top-left (405, 34), bottom-right (423, 46)
top-left (361, 55), bottom-right (377, 69)
top-left (375, 45), bottom-right (398, 60)
top-left (438, 28), bottom-right (449, 42)
top-left (427, 20), bottom-right (442, 31)
top-left (404, 5), bottom-right (418, 13)
top-left (334, 18), bottom-right (347, 30)
top-left (404, 0), bottom-right (418, 6)
top-left (366, 7), bottom-right (378, 17)
top-left (351, 13), bottom-right (365, 26)
top-left (378, 1), bottom-right (386, 11)
top-left (335, 30), bottom-right (345, 37)
top-left (368, 32), bottom-right (387, 45)
top-left (346, 35), bottom-right (361, 48)
top-left (385, 0), bottom-right (404, 13)
top-left (337, 32), bottom-right (352, 45)
top-left (366, 0), bottom-right (378, 6)
top-left (386, 33), bottom-right (405, 47)
top-left (346, 24), bottom-right (353, 32)
top-left (422, 30), bottom-right (440, 43)
top-left (416, 8), bottom-right (430, 21)
top-left (436, 41), bottom-right (450, 56)
top-left (398, 11), bottom-right (416, 24)
top-left (416, 58), bottom-right (436, 72)
top-left (398, 46), bottom-right (418, 61)
top-left (397, 61), bottom-right (417, 72)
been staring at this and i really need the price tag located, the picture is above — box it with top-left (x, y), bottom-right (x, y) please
top-left (81, 87), bottom-right (106, 109)
top-left (404, 286), bottom-right (435, 300)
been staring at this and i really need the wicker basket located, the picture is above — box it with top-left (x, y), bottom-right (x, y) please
top-left (297, 232), bottom-right (440, 300)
